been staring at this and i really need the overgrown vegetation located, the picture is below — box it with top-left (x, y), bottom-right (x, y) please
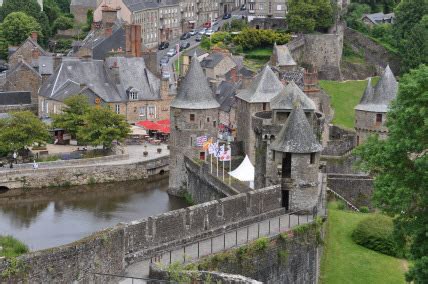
top-left (320, 202), bottom-right (407, 284)
top-left (287, 0), bottom-right (334, 33)
top-left (354, 65), bottom-right (428, 283)
top-left (352, 215), bottom-right (399, 257)
top-left (0, 235), bottom-right (29, 258)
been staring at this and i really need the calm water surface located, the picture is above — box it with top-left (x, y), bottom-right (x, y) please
top-left (0, 177), bottom-right (186, 251)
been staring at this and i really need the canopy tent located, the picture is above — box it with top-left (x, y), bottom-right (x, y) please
top-left (157, 119), bottom-right (170, 125)
top-left (131, 125), bottom-right (147, 136)
top-left (136, 120), bottom-right (171, 134)
top-left (228, 155), bottom-right (255, 189)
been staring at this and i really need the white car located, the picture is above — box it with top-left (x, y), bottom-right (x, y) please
top-left (198, 28), bottom-right (207, 35)
top-left (189, 29), bottom-right (197, 36)
top-left (205, 29), bottom-right (214, 36)
top-left (166, 48), bottom-right (176, 57)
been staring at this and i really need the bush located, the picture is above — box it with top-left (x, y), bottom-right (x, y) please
top-left (352, 215), bottom-right (397, 256)
top-left (0, 235), bottom-right (29, 258)
top-left (336, 200), bottom-right (346, 210)
top-left (359, 206), bottom-right (369, 213)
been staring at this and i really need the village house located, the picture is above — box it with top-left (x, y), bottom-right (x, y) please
top-left (38, 57), bottom-right (172, 123)
top-left (361, 12), bottom-right (395, 27)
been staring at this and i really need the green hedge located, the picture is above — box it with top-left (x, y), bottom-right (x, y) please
top-left (244, 54), bottom-right (271, 61)
top-left (351, 215), bottom-right (397, 256)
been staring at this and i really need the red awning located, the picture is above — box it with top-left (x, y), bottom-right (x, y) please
top-left (158, 125), bottom-right (170, 134)
top-left (135, 120), bottom-right (160, 131)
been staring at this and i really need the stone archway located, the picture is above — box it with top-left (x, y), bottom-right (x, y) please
top-left (0, 186), bottom-right (10, 194)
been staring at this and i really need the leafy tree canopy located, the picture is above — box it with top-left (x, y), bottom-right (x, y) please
top-left (78, 106), bottom-right (130, 150)
top-left (232, 28), bottom-right (290, 50)
top-left (52, 94), bottom-right (91, 139)
top-left (354, 64), bottom-right (428, 283)
top-left (54, 0), bottom-right (71, 13)
top-left (1, 12), bottom-right (42, 46)
top-left (0, 111), bottom-right (49, 153)
top-left (287, 0), bottom-right (334, 33)
top-left (52, 15), bottom-right (74, 33)
top-left (0, 0), bottom-right (42, 21)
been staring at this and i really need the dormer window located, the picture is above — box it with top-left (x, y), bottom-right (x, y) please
top-left (130, 91), bottom-right (138, 100)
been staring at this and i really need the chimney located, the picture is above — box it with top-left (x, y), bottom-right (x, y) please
top-left (229, 66), bottom-right (238, 83)
top-left (31, 31), bottom-right (38, 43)
top-left (125, 25), bottom-right (142, 57)
top-left (32, 48), bottom-right (40, 60)
top-left (102, 5), bottom-right (118, 28)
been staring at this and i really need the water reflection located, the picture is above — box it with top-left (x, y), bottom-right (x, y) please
top-left (0, 177), bottom-right (186, 251)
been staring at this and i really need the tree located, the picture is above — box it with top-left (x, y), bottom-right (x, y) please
top-left (44, 0), bottom-right (61, 25)
top-left (52, 94), bottom-right (90, 139)
top-left (78, 107), bottom-right (130, 150)
top-left (83, 9), bottom-right (94, 32)
top-left (54, 0), bottom-right (71, 13)
top-left (1, 12), bottom-right (42, 46)
top-left (0, 25), bottom-right (9, 60)
top-left (354, 65), bottom-right (428, 283)
top-left (287, 0), bottom-right (333, 33)
top-left (52, 15), bottom-right (74, 33)
top-left (232, 29), bottom-right (290, 50)
top-left (0, 111), bottom-right (49, 153)
top-left (0, 0), bottom-right (42, 21)
top-left (400, 15), bottom-right (428, 72)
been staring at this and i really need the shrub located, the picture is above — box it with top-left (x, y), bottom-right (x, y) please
top-left (0, 235), bottom-right (29, 258)
top-left (351, 215), bottom-right (397, 256)
top-left (336, 200), bottom-right (346, 210)
top-left (359, 206), bottom-right (369, 213)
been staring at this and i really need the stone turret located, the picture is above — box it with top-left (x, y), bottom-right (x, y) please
top-left (354, 65), bottom-right (398, 145)
top-left (267, 104), bottom-right (322, 212)
top-left (168, 55), bottom-right (220, 195)
top-left (235, 65), bottom-right (285, 163)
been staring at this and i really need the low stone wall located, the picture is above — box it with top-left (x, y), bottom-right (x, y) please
top-left (327, 173), bottom-right (373, 208)
top-left (0, 186), bottom-right (283, 283)
top-left (322, 125), bottom-right (356, 156)
top-left (0, 104), bottom-right (37, 114)
top-left (0, 155), bottom-right (168, 192)
top-left (185, 156), bottom-right (240, 203)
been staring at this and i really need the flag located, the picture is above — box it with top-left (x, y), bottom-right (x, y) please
top-left (208, 141), bottom-right (217, 154)
top-left (196, 135), bottom-right (207, 147)
top-left (215, 144), bottom-right (224, 158)
top-left (203, 138), bottom-right (213, 151)
top-left (220, 147), bottom-right (231, 161)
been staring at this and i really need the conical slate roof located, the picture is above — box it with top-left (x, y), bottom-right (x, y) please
top-left (170, 55), bottom-right (220, 109)
top-left (236, 65), bottom-right (285, 103)
top-left (358, 77), bottom-right (374, 105)
top-left (270, 105), bottom-right (322, 153)
top-left (355, 66), bottom-right (398, 112)
top-left (270, 81), bottom-right (316, 111)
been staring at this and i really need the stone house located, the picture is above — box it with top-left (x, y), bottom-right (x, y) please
top-left (361, 12), bottom-right (395, 27)
top-left (70, 0), bottom-right (102, 24)
top-left (215, 80), bottom-right (239, 130)
top-left (354, 65), bottom-right (398, 145)
top-left (235, 65), bottom-right (285, 162)
top-left (271, 43), bottom-right (297, 72)
top-left (248, 0), bottom-right (288, 28)
top-left (200, 51), bottom-right (237, 84)
top-left (168, 56), bottom-right (220, 195)
top-left (38, 57), bottom-right (172, 123)
top-left (8, 33), bottom-right (50, 70)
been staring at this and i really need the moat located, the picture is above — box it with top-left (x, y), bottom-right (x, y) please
top-left (0, 177), bottom-right (186, 251)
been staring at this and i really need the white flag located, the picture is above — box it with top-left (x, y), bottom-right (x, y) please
top-left (220, 148), bottom-right (231, 161)
top-left (215, 144), bottom-right (224, 158)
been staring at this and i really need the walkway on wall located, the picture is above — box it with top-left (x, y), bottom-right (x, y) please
top-left (120, 207), bottom-right (327, 283)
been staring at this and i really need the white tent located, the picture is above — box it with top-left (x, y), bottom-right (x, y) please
top-left (228, 155), bottom-right (255, 189)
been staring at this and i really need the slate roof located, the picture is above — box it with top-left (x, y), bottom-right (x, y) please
top-left (184, 47), bottom-right (208, 57)
top-left (355, 66), bottom-right (398, 112)
top-left (274, 43), bottom-right (297, 67)
top-left (236, 65), bottom-right (284, 103)
top-left (105, 57), bottom-right (160, 100)
top-left (0, 91), bottom-right (31, 105)
top-left (70, 0), bottom-right (98, 7)
top-left (270, 105), bottom-right (322, 153)
top-left (270, 81), bottom-right (315, 111)
top-left (171, 55), bottom-right (220, 109)
top-left (215, 81), bottom-right (239, 112)
top-left (39, 58), bottom-right (123, 103)
top-left (39, 56), bottom-right (54, 75)
top-left (362, 12), bottom-right (395, 24)
top-left (123, 0), bottom-right (178, 11)
top-left (200, 53), bottom-right (225, 69)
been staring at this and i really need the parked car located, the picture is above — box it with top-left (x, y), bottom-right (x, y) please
top-left (179, 42), bottom-right (190, 51)
top-left (212, 20), bottom-right (219, 26)
top-left (240, 4), bottom-right (246, 10)
top-left (198, 28), bottom-right (207, 35)
top-left (158, 41), bottom-right (169, 50)
top-left (203, 22), bottom-right (211, 28)
top-left (160, 56), bottom-right (169, 64)
top-left (195, 35), bottom-right (202, 42)
top-left (222, 13), bottom-right (231, 19)
top-left (180, 32), bottom-right (190, 40)
top-left (205, 29), bottom-right (214, 36)
top-left (166, 48), bottom-right (176, 57)
top-left (189, 29), bottom-right (197, 36)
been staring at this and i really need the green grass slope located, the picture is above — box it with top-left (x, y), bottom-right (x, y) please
top-left (320, 203), bottom-right (407, 284)
top-left (320, 78), bottom-right (378, 129)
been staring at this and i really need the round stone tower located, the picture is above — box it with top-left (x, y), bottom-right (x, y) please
top-left (268, 104), bottom-right (323, 212)
top-left (168, 55), bottom-right (220, 196)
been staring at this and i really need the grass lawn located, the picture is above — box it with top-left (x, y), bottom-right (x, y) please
top-left (320, 202), bottom-right (407, 284)
top-left (320, 78), bottom-right (378, 129)
top-left (0, 235), bottom-right (29, 258)
top-left (244, 47), bottom-right (273, 57)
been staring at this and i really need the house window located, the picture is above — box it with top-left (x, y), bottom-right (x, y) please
top-left (207, 117), bottom-right (210, 122)
top-left (148, 106), bottom-right (156, 119)
top-left (376, 113), bottom-right (382, 124)
top-left (46, 102), bottom-right (49, 114)
top-left (115, 104), bottom-right (120, 114)
top-left (130, 91), bottom-right (138, 100)
top-left (213, 121), bottom-right (217, 128)
top-left (53, 104), bottom-right (57, 114)
top-left (310, 153), bottom-right (316, 164)
top-left (190, 113), bottom-right (195, 121)
top-left (139, 107), bottom-right (146, 117)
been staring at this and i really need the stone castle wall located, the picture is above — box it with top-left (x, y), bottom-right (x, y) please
top-left (327, 174), bottom-right (373, 208)
top-left (0, 186), bottom-right (283, 283)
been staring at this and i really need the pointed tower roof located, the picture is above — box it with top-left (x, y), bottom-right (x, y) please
top-left (236, 65), bottom-right (285, 103)
top-left (270, 81), bottom-right (316, 111)
top-left (170, 55), bottom-right (220, 109)
top-left (270, 105), bottom-right (322, 153)
top-left (355, 66), bottom-right (398, 112)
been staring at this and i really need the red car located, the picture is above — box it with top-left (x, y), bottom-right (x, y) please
top-left (203, 22), bottom-right (211, 28)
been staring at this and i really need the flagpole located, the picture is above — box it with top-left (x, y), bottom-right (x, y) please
top-left (229, 143), bottom-right (232, 186)
top-left (222, 160), bottom-right (225, 181)
top-left (211, 153), bottom-right (213, 174)
top-left (216, 156), bottom-right (219, 177)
